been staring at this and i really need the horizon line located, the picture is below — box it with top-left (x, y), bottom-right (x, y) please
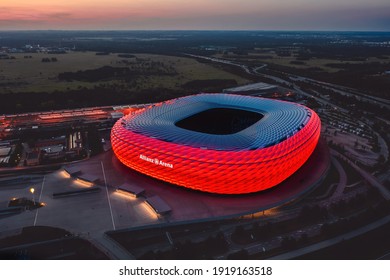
top-left (0, 29), bottom-right (390, 33)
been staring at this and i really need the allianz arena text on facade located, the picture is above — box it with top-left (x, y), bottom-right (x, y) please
top-left (111, 94), bottom-right (321, 194)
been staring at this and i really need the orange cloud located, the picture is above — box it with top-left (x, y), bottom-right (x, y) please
top-left (0, 0), bottom-right (271, 22)
top-left (0, 0), bottom-right (389, 30)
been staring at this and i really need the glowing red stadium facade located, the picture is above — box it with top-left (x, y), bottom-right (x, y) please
top-left (111, 94), bottom-right (321, 194)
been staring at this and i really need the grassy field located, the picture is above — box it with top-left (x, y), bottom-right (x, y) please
top-left (0, 52), bottom-right (250, 93)
top-left (216, 50), bottom-right (390, 73)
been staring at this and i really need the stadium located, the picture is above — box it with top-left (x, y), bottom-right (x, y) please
top-left (111, 94), bottom-right (321, 194)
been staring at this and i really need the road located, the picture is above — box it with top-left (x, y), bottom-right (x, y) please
top-left (185, 53), bottom-right (255, 75)
top-left (331, 157), bottom-right (347, 198)
top-left (86, 231), bottom-right (135, 260)
top-left (188, 53), bottom-right (390, 117)
top-left (291, 75), bottom-right (390, 110)
top-left (188, 54), bottom-right (353, 114)
top-left (189, 53), bottom-right (389, 167)
top-left (331, 150), bottom-right (390, 201)
top-left (268, 214), bottom-right (390, 260)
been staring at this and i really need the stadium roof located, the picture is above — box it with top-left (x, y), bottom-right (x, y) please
top-left (123, 94), bottom-right (311, 151)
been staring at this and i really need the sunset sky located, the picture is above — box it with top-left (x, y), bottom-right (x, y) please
top-left (1, 0), bottom-right (389, 31)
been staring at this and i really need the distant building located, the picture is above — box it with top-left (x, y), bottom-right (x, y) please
top-left (25, 151), bottom-right (40, 166)
top-left (0, 146), bottom-right (12, 165)
top-left (110, 112), bottom-right (124, 119)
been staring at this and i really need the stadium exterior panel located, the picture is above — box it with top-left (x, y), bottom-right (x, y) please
top-left (111, 94), bottom-right (321, 194)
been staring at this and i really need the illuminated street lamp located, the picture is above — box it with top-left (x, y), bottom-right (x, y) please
top-left (30, 187), bottom-right (35, 205)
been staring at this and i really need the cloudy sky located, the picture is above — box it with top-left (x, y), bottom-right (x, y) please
top-left (1, 0), bottom-right (389, 30)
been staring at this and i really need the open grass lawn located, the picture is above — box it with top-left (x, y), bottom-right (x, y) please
top-left (217, 51), bottom-right (390, 73)
top-left (0, 52), bottom-right (250, 94)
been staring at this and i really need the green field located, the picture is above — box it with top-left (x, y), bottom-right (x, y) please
top-left (216, 50), bottom-right (390, 73)
top-left (0, 52), bottom-right (250, 93)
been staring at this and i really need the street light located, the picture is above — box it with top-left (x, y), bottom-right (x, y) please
top-left (30, 187), bottom-right (35, 205)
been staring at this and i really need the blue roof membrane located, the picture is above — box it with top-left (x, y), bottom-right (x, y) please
top-left (123, 94), bottom-right (311, 151)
